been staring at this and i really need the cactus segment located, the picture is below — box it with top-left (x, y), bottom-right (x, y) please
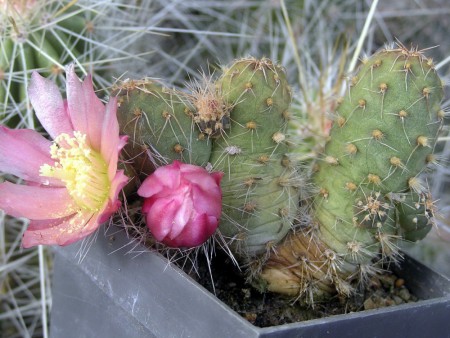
top-left (209, 58), bottom-right (301, 258)
top-left (315, 47), bottom-right (442, 251)
top-left (393, 191), bottom-right (434, 242)
top-left (260, 46), bottom-right (444, 299)
top-left (0, 38), bottom-right (14, 105)
top-left (115, 80), bottom-right (212, 181)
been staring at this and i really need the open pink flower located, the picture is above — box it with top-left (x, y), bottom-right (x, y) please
top-left (138, 161), bottom-right (223, 248)
top-left (0, 65), bottom-right (128, 248)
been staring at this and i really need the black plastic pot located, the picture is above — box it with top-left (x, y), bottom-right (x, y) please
top-left (50, 227), bottom-right (450, 338)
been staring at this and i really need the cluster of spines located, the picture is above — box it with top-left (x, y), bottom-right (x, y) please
top-left (260, 46), bottom-right (444, 299)
top-left (185, 75), bottom-right (232, 137)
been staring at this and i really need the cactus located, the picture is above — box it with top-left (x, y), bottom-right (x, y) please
top-left (259, 46), bottom-right (444, 300)
top-left (114, 51), bottom-right (443, 302)
top-left (208, 58), bottom-right (301, 261)
top-left (393, 191), bottom-right (434, 242)
top-left (115, 79), bottom-right (212, 184)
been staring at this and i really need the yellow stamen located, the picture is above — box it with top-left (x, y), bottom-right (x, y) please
top-left (40, 132), bottom-right (110, 211)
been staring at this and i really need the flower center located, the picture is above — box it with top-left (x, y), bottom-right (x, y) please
top-left (40, 131), bottom-right (110, 212)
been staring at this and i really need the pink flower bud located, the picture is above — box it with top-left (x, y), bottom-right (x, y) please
top-left (137, 161), bottom-right (223, 248)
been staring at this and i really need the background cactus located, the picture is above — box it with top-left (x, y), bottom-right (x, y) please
top-left (0, 0), bottom-right (172, 129)
top-left (1, 2), bottom-right (218, 336)
top-left (259, 46), bottom-right (444, 300)
top-left (0, 1), bottom-right (101, 128)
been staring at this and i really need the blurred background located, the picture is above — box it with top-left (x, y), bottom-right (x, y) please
top-left (1, 0), bottom-right (449, 337)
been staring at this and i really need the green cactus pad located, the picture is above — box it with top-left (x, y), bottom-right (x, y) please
top-left (115, 80), bottom-right (212, 180)
top-left (209, 58), bottom-right (300, 258)
top-left (261, 46), bottom-right (444, 299)
top-left (314, 46), bottom-right (443, 262)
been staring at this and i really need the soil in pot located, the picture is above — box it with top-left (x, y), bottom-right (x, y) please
top-left (180, 250), bottom-right (419, 328)
top-left (119, 210), bottom-right (421, 328)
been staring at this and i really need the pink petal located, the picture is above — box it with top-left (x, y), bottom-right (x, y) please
top-left (189, 213), bottom-right (219, 245)
top-left (28, 71), bottom-right (73, 139)
top-left (171, 188), bottom-right (193, 238)
top-left (191, 184), bottom-right (222, 217)
top-left (211, 171), bottom-right (224, 186)
top-left (66, 65), bottom-right (104, 151)
top-left (97, 170), bottom-right (129, 224)
top-left (137, 172), bottom-right (166, 198)
top-left (22, 211), bottom-right (99, 248)
top-left (138, 161), bottom-right (184, 199)
top-left (100, 97), bottom-right (122, 178)
top-left (24, 216), bottom-right (73, 230)
top-left (144, 197), bottom-right (179, 241)
top-left (0, 126), bottom-right (62, 185)
top-left (169, 214), bottom-right (218, 248)
top-left (181, 167), bottom-right (222, 192)
top-left (151, 161), bottom-right (181, 190)
top-left (0, 182), bottom-right (77, 219)
top-left (118, 135), bottom-right (128, 152)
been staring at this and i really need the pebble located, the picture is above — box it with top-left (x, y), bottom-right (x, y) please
top-left (393, 295), bottom-right (404, 305)
top-left (395, 278), bottom-right (405, 288)
top-left (398, 288), bottom-right (411, 301)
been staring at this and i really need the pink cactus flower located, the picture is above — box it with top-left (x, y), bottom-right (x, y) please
top-left (0, 65), bottom-right (128, 248)
top-left (137, 161), bottom-right (223, 248)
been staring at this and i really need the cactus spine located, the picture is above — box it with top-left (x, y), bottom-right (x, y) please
top-left (260, 47), bottom-right (444, 299)
top-left (209, 58), bottom-right (301, 260)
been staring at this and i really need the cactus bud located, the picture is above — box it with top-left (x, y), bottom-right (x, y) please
top-left (137, 161), bottom-right (223, 248)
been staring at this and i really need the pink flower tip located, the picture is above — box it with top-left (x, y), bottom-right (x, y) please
top-left (137, 161), bottom-right (223, 248)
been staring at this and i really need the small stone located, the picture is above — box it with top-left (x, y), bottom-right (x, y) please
top-left (244, 312), bottom-right (257, 324)
top-left (398, 288), bottom-right (411, 302)
top-left (393, 295), bottom-right (404, 305)
top-left (384, 297), bottom-right (396, 306)
top-left (394, 278), bottom-right (405, 288)
top-left (242, 288), bottom-right (251, 299)
top-left (378, 273), bottom-right (396, 288)
top-left (363, 297), bottom-right (377, 310)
